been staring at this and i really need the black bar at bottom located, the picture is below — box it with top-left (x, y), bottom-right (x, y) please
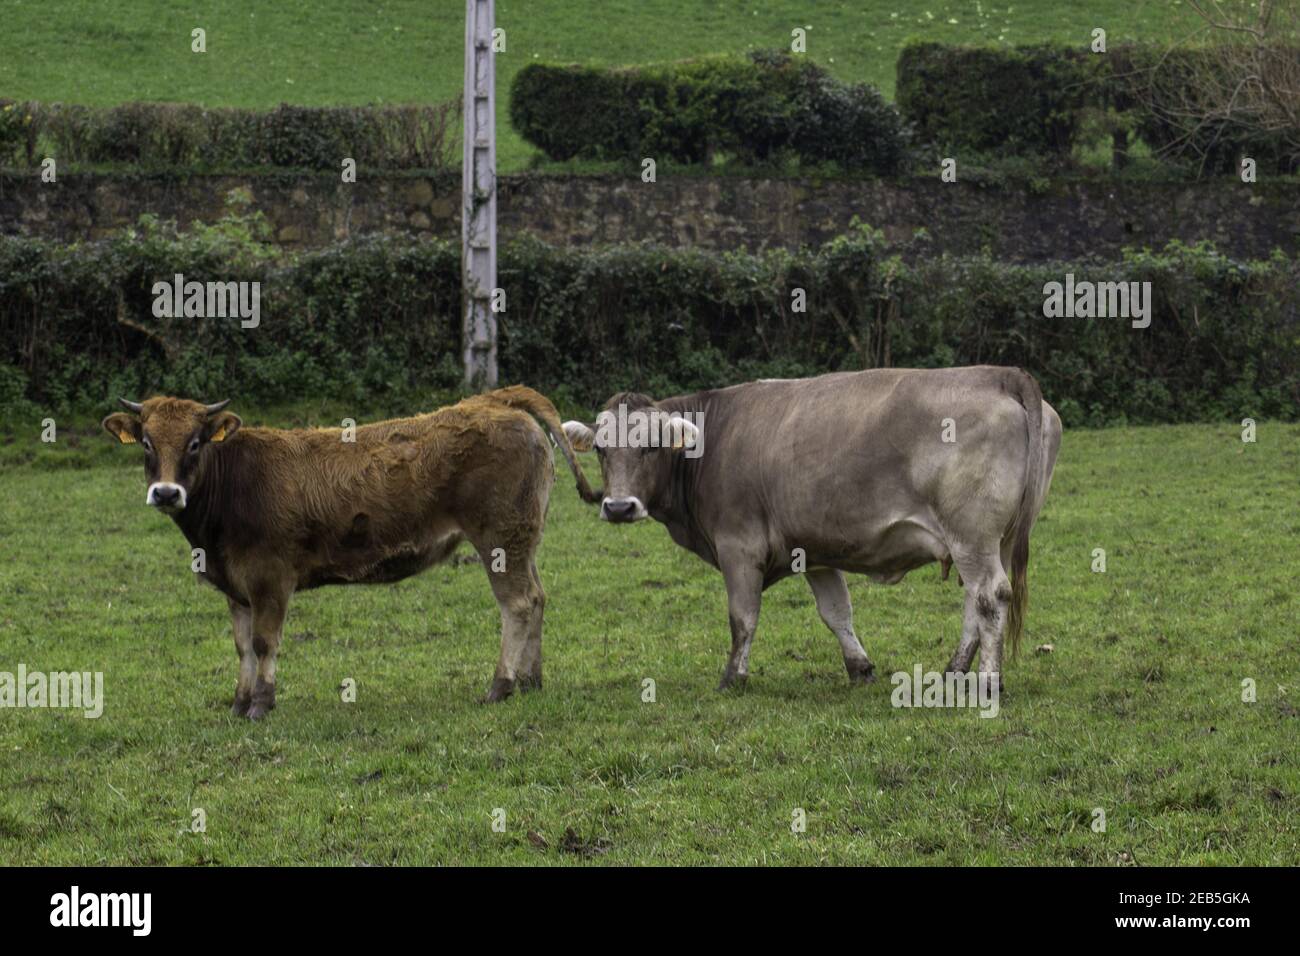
top-left (0, 865), bottom-right (1284, 942)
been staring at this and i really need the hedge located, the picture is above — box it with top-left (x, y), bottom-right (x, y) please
top-left (1105, 45), bottom-right (1299, 175)
top-left (895, 43), bottom-right (1095, 156)
top-left (896, 40), bottom-right (1300, 173)
top-left (0, 100), bottom-right (460, 172)
top-left (509, 51), bottom-right (912, 174)
top-left (1, 222), bottom-right (1296, 428)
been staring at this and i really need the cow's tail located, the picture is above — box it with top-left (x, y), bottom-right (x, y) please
top-left (1004, 369), bottom-right (1044, 658)
top-left (484, 385), bottom-right (603, 504)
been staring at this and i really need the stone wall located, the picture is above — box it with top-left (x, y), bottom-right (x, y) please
top-left (1, 171), bottom-right (1296, 261)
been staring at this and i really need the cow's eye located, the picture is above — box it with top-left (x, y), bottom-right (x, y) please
top-left (188, 437), bottom-right (201, 454)
top-left (141, 436), bottom-right (153, 453)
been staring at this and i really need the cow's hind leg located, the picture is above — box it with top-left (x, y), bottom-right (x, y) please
top-left (946, 588), bottom-right (982, 676)
top-left (718, 557), bottom-right (763, 690)
top-left (805, 569), bottom-right (874, 684)
top-left (228, 596), bottom-right (256, 717)
top-left (947, 549), bottom-right (1010, 695)
top-left (516, 558), bottom-right (545, 692)
top-left (480, 548), bottom-right (545, 703)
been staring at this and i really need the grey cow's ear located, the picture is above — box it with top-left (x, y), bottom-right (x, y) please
top-left (664, 416), bottom-right (700, 452)
top-left (562, 420), bottom-right (596, 452)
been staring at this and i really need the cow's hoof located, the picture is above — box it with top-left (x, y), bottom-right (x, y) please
top-left (484, 677), bottom-right (516, 703)
top-left (949, 671), bottom-right (1003, 697)
top-left (517, 673), bottom-right (543, 693)
top-left (717, 672), bottom-right (748, 691)
top-left (847, 662), bottom-right (876, 685)
top-left (231, 695), bottom-right (252, 717)
top-left (246, 686), bottom-right (276, 720)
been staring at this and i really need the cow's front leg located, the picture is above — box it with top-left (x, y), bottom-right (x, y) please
top-left (718, 557), bottom-right (763, 690)
top-left (247, 587), bottom-right (290, 720)
top-left (806, 569), bottom-right (875, 684)
top-left (228, 596), bottom-right (256, 716)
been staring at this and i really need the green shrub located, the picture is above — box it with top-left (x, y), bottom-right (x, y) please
top-left (896, 40), bottom-right (1300, 175)
top-left (6, 100), bottom-right (460, 172)
top-left (509, 63), bottom-right (641, 162)
top-left (510, 52), bottom-right (910, 174)
top-left (896, 42), bottom-right (1094, 156)
top-left (1, 222), bottom-right (1294, 425)
top-left (760, 50), bottom-right (912, 172)
top-left (0, 100), bottom-right (35, 163)
top-left (1106, 45), bottom-right (1298, 175)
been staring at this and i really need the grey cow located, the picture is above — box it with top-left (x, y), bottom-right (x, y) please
top-left (563, 366), bottom-right (1062, 692)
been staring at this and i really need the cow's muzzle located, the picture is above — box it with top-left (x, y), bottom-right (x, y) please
top-left (146, 482), bottom-right (187, 511)
top-left (601, 496), bottom-right (647, 523)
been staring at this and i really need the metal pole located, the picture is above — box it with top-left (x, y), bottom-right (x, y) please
top-left (462, 0), bottom-right (497, 390)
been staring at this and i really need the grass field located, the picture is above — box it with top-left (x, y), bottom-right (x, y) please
top-left (0, 0), bottom-right (1204, 171)
top-left (0, 418), bottom-right (1296, 865)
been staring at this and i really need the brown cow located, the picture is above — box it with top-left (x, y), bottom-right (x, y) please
top-left (102, 386), bottom-right (600, 717)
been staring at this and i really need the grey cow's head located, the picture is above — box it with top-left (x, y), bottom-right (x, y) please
top-left (562, 392), bottom-right (701, 524)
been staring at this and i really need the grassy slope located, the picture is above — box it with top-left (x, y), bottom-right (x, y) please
top-left (0, 0), bottom-right (1200, 170)
top-left (0, 421), bottom-right (1296, 865)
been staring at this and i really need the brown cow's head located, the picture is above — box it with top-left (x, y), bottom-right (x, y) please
top-left (102, 397), bottom-right (242, 513)
top-left (562, 392), bottom-right (700, 524)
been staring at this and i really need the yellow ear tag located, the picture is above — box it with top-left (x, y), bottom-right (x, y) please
top-left (210, 425), bottom-right (227, 442)
top-left (118, 431), bottom-right (136, 444)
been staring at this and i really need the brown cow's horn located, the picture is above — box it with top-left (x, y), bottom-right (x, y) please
top-left (204, 400), bottom-right (231, 415)
top-left (118, 398), bottom-right (143, 414)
